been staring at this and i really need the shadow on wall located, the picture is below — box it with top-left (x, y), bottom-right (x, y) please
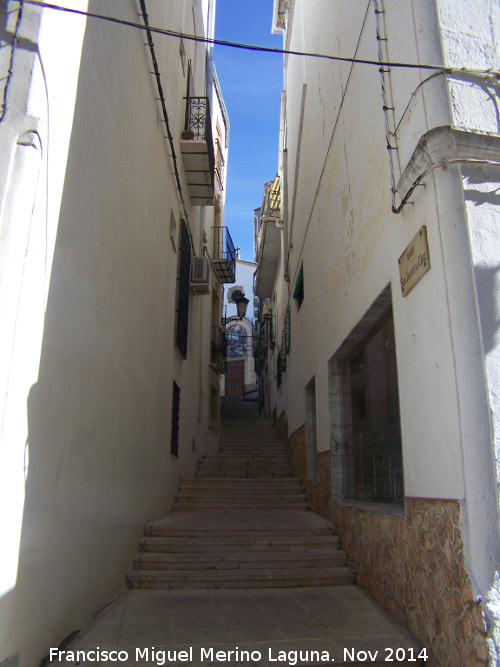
top-left (0, 1), bottom-right (178, 664)
top-left (473, 264), bottom-right (500, 355)
top-left (462, 165), bottom-right (500, 356)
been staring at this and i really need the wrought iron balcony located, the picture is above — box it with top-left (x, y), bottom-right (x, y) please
top-left (254, 175), bottom-right (282, 298)
top-left (180, 96), bottom-right (215, 206)
top-left (261, 175), bottom-right (281, 220)
top-left (212, 226), bottom-right (236, 284)
top-left (215, 138), bottom-right (225, 190)
top-left (209, 326), bottom-right (227, 374)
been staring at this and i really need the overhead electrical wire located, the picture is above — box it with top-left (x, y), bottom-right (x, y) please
top-left (0, 1), bottom-right (23, 123)
top-left (138, 0), bottom-right (195, 255)
top-left (21, 0), bottom-right (500, 77)
top-left (288, 0), bottom-right (372, 294)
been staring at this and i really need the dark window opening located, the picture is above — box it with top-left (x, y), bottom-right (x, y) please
top-left (293, 263), bottom-right (304, 308)
top-left (171, 381), bottom-right (181, 457)
top-left (348, 312), bottom-right (403, 504)
top-left (175, 219), bottom-right (191, 358)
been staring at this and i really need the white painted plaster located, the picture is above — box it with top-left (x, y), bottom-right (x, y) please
top-left (0, 1), bottom-right (226, 664)
top-left (262, 0), bottom-right (500, 651)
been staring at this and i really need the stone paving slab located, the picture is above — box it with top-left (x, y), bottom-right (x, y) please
top-left (45, 586), bottom-right (425, 666)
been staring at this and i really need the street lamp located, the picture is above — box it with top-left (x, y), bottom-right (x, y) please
top-left (235, 295), bottom-right (249, 320)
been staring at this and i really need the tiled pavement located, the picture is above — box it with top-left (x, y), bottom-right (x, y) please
top-left (46, 401), bottom-right (425, 666)
top-left (46, 585), bottom-right (424, 666)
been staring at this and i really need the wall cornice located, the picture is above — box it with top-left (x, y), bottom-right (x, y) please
top-left (394, 126), bottom-right (500, 213)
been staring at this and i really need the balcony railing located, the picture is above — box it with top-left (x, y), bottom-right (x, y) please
top-left (210, 326), bottom-right (227, 374)
top-left (254, 175), bottom-right (282, 297)
top-left (261, 174), bottom-right (281, 220)
top-left (180, 96), bottom-right (215, 205)
top-left (212, 226), bottom-right (236, 283)
top-left (215, 138), bottom-right (225, 190)
top-left (184, 96), bottom-right (213, 145)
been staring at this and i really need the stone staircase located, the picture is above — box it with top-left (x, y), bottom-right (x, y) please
top-left (126, 398), bottom-right (355, 589)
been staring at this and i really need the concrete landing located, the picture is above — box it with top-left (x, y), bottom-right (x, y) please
top-left (46, 585), bottom-right (425, 666)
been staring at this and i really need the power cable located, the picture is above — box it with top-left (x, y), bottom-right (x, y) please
top-left (288, 0), bottom-right (372, 295)
top-left (21, 0), bottom-right (500, 77)
top-left (138, 0), bottom-right (195, 255)
top-left (0, 0), bottom-right (23, 123)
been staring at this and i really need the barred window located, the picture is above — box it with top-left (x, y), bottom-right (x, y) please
top-left (171, 381), bottom-right (181, 457)
top-left (175, 220), bottom-right (191, 358)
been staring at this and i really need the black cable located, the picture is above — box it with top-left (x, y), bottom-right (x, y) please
top-left (289, 0), bottom-right (372, 294)
top-left (138, 0), bottom-right (195, 255)
top-left (21, 0), bottom-right (500, 76)
top-left (0, 0), bottom-right (23, 123)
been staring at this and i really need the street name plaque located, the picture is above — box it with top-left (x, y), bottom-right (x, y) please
top-left (398, 225), bottom-right (430, 296)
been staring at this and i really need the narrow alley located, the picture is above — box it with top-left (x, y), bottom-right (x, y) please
top-left (1, 0), bottom-right (499, 666)
top-left (46, 398), bottom-right (424, 666)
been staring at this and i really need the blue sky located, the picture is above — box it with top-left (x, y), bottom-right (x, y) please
top-left (214, 0), bottom-right (283, 262)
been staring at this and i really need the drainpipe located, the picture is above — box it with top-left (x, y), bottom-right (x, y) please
top-left (280, 91), bottom-right (290, 283)
top-left (206, 0), bottom-right (216, 105)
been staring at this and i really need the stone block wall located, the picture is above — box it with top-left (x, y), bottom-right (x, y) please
top-left (285, 424), bottom-right (332, 517)
top-left (332, 500), bottom-right (488, 666)
top-left (280, 416), bottom-right (488, 666)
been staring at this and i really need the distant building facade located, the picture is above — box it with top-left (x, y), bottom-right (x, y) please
top-left (221, 257), bottom-right (257, 397)
top-left (0, 1), bottom-right (235, 664)
top-left (254, 0), bottom-right (500, 662)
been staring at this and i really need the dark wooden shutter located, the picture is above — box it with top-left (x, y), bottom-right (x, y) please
top-left (176, 220), bottom-right (191, 359)
top-left (171, 381), bottom-right (181, 456)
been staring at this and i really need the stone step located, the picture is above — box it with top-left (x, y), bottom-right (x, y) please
top-left (220, 434), bottom-right (283, 443)
top-left (219, 434), bottom-right (280, 438)
top-left (217, 449), bottom-right (287, 455)
top-left (173, 503), bottom-right (310, 512)
top-left (218, 443), bottom-right (287, 449)
top-left (218, 444), bottom-right (285, 450)
top-left (176, 484), bottom-right (305, 502)
top-left (174, 493), bottom-right (307, 503)
top-left (197, 464), bottom-right (292, 472)
top-left (220, 431), bottom-right (285, 440)
top-left (144, 525), bottom-right (338, 539)
top-left (139, 535), bottom-right (340, 553)
top-left (126, 566), bottom-right (355, 589)
top-left (195, 468), bottom-right (292, 475)
top-left (127, 400), bottom-right (355, 598)
top-left (218, 442), bottom-right (284, 448)
top-left (133, 550), bottom-right (347, 570)
top-left (195, 470), bottom-right (293, 478)
top-left (198, 464), bottom-right (291, 471)
top-left (200, 455), bottom-right (290, 464)
top-left (217, 450), bottom-right (288, 456)
top-left (139, 537), bottom-right (341, 553)
top-left (178, 477), bottom-right (303, 487)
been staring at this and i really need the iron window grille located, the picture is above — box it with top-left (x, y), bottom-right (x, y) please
top-left (277, 347), bottom-right (285, 389)
top-left (284, 306), bottom-right (291, 354)
top-left (184, 96), bottom-right (215, 178)
top-left (210, 326), bottom-right (227, 374)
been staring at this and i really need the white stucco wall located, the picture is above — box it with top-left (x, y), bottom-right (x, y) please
top-left (275, 0), bottom-right (467, 497)
top-left (224, 258), bottom-right (256, 318)
top-left (432, 0), bottom-right (500, 652)
top-left (268, 0), bottom-right (500, 650)
top-left (0, 1), bottom-right (223, 664)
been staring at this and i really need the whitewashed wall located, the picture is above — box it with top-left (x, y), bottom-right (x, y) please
top-left (435, 0), bottom-right (500, 652)
top-left (271, 0), bottom-right (500, 650)
top-left (0, 1), bottom-right (222, 664)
